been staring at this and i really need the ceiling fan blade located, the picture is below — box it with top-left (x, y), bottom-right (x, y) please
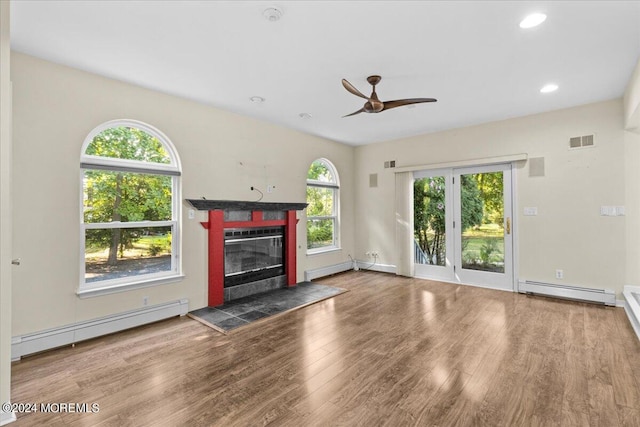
top-left (382, 98), bottom-right (438, 111)
top-left (342, 79), bottom-right (369, 100)
top-left (342, 107), bottom-right (365, 117)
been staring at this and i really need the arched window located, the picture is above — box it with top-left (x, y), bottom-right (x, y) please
top-left (79, 120), bottom-right (182, 295)
top-left (306, 158), bottom-right (340, 253)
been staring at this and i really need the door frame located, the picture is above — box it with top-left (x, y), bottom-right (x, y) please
top-left (413, 168), bottom-right (455, 282)
top-left (413, 162), bottom-right (517, 292)
top-left (453, 163), bottom-right (514, 291)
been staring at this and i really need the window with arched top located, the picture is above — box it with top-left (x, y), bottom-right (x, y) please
top-left (306, 158), bottom-right (340, 253)
top-left (79, 120), bottom-right (182, 295)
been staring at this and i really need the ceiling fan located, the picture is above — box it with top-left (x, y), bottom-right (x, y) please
top-left (341, 75), bottom-right (437, 117)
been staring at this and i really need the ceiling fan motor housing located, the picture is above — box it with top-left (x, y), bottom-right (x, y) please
top-left (341, 74), bottom-right (437, 117)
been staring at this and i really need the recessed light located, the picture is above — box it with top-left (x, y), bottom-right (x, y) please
top-left (250, 96), bottom-right (265, 103)
top-left (263, 7), bottom-right (283, 22)
top-left (298, 113), bottom-right (313, 119)
top-left (540, 84), bottom-right (558, 93)
top-left (520, 13), bottom-right (547, 29)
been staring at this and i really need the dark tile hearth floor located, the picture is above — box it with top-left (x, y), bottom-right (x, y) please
top-left (188, 282), bottom-right (347, 333)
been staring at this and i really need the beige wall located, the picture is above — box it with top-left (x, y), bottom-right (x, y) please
top-left (355, 99), bottom-right (628, 297)
top-left (10, 52), bottom-right (355, 336)
top-left (1, 0), bottom-right (13, 418)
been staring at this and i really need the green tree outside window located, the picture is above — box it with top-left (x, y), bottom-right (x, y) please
top-left (81, 122), bottom-right (180, 287)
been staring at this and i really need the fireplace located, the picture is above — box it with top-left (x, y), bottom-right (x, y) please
top-left (186, 199), bottom-right (307, 306)
top-left (224, 226), bottom-right (284, 290)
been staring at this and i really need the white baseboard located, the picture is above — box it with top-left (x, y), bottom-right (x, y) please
top-left (356, 261), bottom-right (397, 274)
top-left (0, 410), bottom-right (16, 426)
top-left (304, 261), bottom-right (397, 281)
top-left (518, 280), bottom-right (615, 306)
top-left (11, 299), bottom-right (188, 360)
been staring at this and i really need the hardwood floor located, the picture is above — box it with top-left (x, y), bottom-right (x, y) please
top-left (10, 271), bottom-right (640, 426)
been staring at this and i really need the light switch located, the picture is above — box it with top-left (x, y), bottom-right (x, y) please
top-left (188, 209), bottom-right (195, 219)
top-left (600, 206), bottom-right (621, 216)
top-left (523, 207), bottom-right (538, 216)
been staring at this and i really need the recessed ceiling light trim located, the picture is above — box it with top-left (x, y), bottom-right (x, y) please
top-left (250, 96), bottom-right (265, 103)
top-left (540, 84), bottom-right (558, 93)
top-left (520, 13), bottom-right (547, 29)
top-left (298, 113), bottom-right (313, 119)
top-left (263, 7), bottom-right (283, 22)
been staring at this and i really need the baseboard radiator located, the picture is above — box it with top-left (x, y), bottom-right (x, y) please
top-left (305, 262), bottom-right (353, 281)
top-left (11, 299), bottom-right (189, 360)
top-left (518, 280), bottom-right (615, 306)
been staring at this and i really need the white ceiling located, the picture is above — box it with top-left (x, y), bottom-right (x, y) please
top-left (10, 1), bottom-right (640, 146)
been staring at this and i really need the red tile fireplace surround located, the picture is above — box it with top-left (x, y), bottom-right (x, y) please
top-left (186, 199), bottom-right (307, 307)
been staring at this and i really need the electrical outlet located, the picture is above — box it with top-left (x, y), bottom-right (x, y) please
top-left (555, 269), bottom-right (563, 279)
top-left (143, 296), bottom-right (149, 306)
top-left (371, 251), bottom-right (379, 257)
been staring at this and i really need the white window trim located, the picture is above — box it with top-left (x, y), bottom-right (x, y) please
top-left (306, 158), bottom-right (340, 254)
top-left (77, 273), bottom-right (186, 298)
top-left (81, 155), bottom-right (180, 175)
top-left (83, 220), bottom-right (176, 229)
top-left (307, 243), bottom-right (341, 256)
top-left (307, 181), bottom-right (339, 189)
top-left (79, 120), bottom-right (182, 296)
top-left (81, 119), bottom-right (181, 169)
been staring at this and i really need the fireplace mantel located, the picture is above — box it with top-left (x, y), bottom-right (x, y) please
top-left (186, 199), bottom-right (307, 212)
top-left (186, 198), bottom-right (307, 307)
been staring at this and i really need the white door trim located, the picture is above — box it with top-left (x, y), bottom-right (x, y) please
top-left (413, 162), bottom-right (516, 292)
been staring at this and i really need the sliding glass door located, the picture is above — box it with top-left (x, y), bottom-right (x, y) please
top-left (414, 164), bottom-right (514, 290)
top-left (453, 164), bottom-right (513, 290)
top-left (413, 169), bottom-right (455, 282)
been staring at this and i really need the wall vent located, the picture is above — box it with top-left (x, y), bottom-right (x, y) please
top-left (569, 134), bottom-right (595, 149)
top-left (369, 173), bottom-right (378, 188)
top-left (529, 157), bottom-right (545, 177)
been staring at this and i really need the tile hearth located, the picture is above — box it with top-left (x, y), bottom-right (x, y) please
top-left (188, 282), bottom-right (346, 333)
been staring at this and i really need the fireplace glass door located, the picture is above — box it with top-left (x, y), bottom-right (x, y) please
top-left (224, 227), bottom-right (284, 287)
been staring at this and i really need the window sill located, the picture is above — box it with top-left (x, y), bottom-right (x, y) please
top-left (306, 247), bottom-right (342, 256)
top-left (77, 274), bottom-right (185, 298)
